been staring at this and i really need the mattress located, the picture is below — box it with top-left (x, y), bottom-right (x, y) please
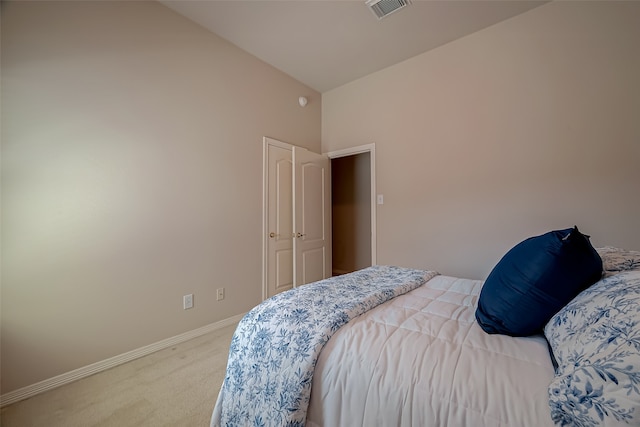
top-left (306, 275), bottom-right (556, 426)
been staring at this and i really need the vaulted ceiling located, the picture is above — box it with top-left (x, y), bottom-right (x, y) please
top-left (161, 0), bottom-right (547, 92)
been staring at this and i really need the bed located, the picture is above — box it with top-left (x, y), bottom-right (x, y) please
top-left (306, 273), bottom-right (555, 427)
top-left (211, 242), bottom-right (640, 427)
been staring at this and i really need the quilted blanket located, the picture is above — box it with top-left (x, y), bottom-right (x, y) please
top-left (211, 265), bottom-right (437, 427)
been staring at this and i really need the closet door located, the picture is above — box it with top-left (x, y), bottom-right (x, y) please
top-left (263, 139), bottom-right (331, 299)
top-left (264, 141), bottom-right (294, 298)
top-left (293, 146), bottom-right (332, 287)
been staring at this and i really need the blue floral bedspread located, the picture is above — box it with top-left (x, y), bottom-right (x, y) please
top-left (545, 270), bottom-right (640, 426)
top-left (211, 265), bottom-right (437, 427)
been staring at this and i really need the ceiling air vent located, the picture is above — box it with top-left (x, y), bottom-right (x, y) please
top-left (366, 0), bottom-right (411, 20)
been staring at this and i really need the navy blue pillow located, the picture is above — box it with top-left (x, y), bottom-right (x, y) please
top-left (475, 226), bottom-right (602, 336)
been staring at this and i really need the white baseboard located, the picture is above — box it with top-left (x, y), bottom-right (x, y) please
top-left (0, 313), bottom-right (244, 408)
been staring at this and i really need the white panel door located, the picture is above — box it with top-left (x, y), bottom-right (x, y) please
top-left (293, 146), bottom-right (332, 286)
top-left (265, 143), bottom-right (294, 298)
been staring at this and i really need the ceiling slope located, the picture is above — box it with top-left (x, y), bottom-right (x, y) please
top-left (161, 1), bottom-right (546, 92)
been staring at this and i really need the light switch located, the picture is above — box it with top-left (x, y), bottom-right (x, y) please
top-left (377, 194), bottom-right (384, 205)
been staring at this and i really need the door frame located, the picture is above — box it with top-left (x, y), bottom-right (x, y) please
top-left (325, 143), bottom-right (377, 267)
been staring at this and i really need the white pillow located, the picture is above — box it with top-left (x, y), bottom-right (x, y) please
top-left (596, 246), bottom-right (640, 278)
top-left (544, 270), bottom-right (640, 426)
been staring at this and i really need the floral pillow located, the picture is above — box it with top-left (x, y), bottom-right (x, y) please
top-left (544, 270), bottom-right (640, 426)
top-left (596, 246), bottom-right (640, 278)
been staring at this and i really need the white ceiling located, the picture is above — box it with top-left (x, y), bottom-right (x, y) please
top-left (161, 0), bottom-right (547, 93)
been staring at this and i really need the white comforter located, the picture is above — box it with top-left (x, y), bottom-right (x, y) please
top-left (306, 275), bottom-right (556, 427)
top-left (212, 266), bottom-right (436, 426)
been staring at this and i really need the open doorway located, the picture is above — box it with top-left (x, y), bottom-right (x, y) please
top-left (328, 144), bottom-right (376, 276)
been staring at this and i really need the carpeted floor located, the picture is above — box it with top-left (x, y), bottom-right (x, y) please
top-left (0, 323), bottom-right (237, 427)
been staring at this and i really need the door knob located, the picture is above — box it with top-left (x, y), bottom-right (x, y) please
top-left (269, 232), bottom-right (277, 238)
top-left (296, 232), bottom-right (306, 238)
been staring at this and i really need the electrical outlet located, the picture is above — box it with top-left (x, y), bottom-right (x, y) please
top-left (216, 288), bottom-right (225, 301)
top-left (183, 294), bottom-right (193, 310)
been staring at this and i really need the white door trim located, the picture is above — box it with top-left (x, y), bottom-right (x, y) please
top-left (325, 143), bottom-right (377, 266)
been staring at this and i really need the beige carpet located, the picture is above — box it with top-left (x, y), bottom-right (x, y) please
top-left (0, 323), bottom-right (237, 427)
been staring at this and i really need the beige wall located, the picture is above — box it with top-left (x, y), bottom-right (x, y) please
top-left (1, 1), bottom-right (320, 394)
top-left (322, 1), bottom-right (640, 280)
